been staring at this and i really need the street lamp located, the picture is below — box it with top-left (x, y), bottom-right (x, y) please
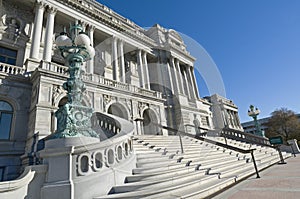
top-left (248, 105), bottom-right (264, 137)
top-left (50, 23), bottom-right (98, 139)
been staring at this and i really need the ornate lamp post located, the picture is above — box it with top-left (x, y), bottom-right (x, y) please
top-left (248, 105), bottom-right (264, 137)
top-left (50, 23), bottom-right (98, 138)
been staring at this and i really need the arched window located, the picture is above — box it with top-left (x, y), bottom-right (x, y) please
top-left (0, 101), bottom-right (13, 139)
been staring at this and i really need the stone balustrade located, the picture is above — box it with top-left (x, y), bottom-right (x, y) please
top-left (0, 63), bottom-right (25, 75)
top-left (74, 113), bottom-right (135, 177)
top-left (82, 73), bottom-right (162, 99)
top-left (221, 128), bottom-right (270, 146)
top-left (38, 61), bottom-right (162, 99)
top-left (39, 61), bottom-right (68, 75)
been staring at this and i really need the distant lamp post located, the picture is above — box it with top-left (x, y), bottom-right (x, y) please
top-left (50, 23), bottom-right (98, 139)
top-left (248, 105), bottom-right (264, 137)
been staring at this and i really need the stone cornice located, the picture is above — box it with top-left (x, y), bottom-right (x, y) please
top-left (49, 0), bottom-right (156, 47)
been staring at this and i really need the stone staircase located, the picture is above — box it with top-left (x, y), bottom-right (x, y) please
top-left (95, 135), bottom-right (290, 199)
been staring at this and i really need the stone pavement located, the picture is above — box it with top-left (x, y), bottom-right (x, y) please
top-left (213, 155), bottom-right (300, 199)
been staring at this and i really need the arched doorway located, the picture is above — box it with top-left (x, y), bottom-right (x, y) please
top-left (107, 103), bottom-right (129, 120)
top-left (142, 109), bottom-right (160, 135)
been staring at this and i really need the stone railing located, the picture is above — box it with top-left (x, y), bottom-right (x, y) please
top-left (92, 112), bottom-right (121, 139)
top-left (75, 113), bottom-right (134, 176)
top-left (0, 63), bottom-right (25, 75)
top-left (36, 112), bottom-right (136, 197)
top-left (39, 61), bottom-right (68, 75)
top-left (39, 61), bottom-right (162, 99)
top-left (221, 128), bottom-right (270, 146)
top-left (82, 73), bottom-right (162, 99)
top-left (0, 165), bottom-right (47, 199)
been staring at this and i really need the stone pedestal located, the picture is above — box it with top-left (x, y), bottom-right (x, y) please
top-left (288, 139), bottom-right (300, 154)
top-left (40, 137), bottom-right (99, 199)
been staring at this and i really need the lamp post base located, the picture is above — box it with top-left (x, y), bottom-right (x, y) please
top-left (50, 103), bottom-right (99, 139)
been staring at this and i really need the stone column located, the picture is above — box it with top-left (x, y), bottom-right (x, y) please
top-left (137, 49), bottom-right (144, 88)
top-left (118, 39), bottom-right (126, 83)
top-left (43, 7), bottom-right (56, 62)
top-left (87, 26), bottom-right (95, 74)
top-left (187, 65), bottom-right (197, 99)
top-left (183, 67), bottom-right (190, 98)
top-left (176, 59), bottom-right (184, 94)
top-left (190, 66), bottom-right (199, 99)
top-left (112, 37), bottom-right (119, 81)
top-left (143, 52), bottom-right (150, 89)
top-left (166, 61), bottom-right (174, 94)
top-left (170, 57), bottom-right (179, 95)
top-left (30, 1), bottom-right (45, 59)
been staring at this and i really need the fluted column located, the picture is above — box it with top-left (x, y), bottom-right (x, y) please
top-left (143, 52), bottom-right (150, 89)
top-left (43, 7), bottom-right (56, 62)
top-left (112, 37), bottom-right (119, 81)
top-left (137, 49), bottom-right (144, 88)
top-left (30, 1), bottom-right (45, 59)
top-left (190, 66), bottom-right (199, 99)
top-left (187, 65), bottom-right (197, 99)
top-left (183, 67), bottom-right (190, 98)
top-left (166, 61), bottom-right (174, 94)
top-left (175, 59), bottom-right (184, 94)
top-left (87, 25), bottom-right (95, 74)
top-left (118, 39), bottom-right (125, 83)
top-left (170, 57), bottom-right (179, 95)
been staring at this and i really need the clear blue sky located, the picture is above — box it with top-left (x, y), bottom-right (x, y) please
top-left (97, 0), bottom-right (300, 122)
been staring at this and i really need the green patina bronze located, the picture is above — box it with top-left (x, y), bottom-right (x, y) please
top-left (248, 105), bottom-right (264, 137)
top-left (50, 24), bottom-right (98, 139)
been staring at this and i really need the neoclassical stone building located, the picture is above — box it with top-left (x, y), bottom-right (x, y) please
top-left (0, 0), bottom-right (243, 187)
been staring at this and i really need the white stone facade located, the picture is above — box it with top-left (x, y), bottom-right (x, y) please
top-left (205, 94), bottom-right (243, 132)
top-left (0, 0), bottom-right (243, 184)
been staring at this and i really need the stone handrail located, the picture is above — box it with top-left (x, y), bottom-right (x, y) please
top-left (39, 61), bottom-right (163, 99)
top-left (82, 73), bottom-right (162, 99)
top-left (92, 112), bottom-right (121, 139)
top-left (40, 112), bottom-right (135, 178)
top-left (221, 128), bottom-right (271, 146)
top-left (0, 166), bottom-right (35, 194)
top-left (75, 113), bottom-right (135, 176)
top-left (0, 63), bottom-right (25, 75)
top-left (40, 61), bottom-right (68, 75)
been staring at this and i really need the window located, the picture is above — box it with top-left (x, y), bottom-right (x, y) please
top-left (0, 101), bottom-right (13, 139)
top-left (0, 46), bottom-right (17, 65)
top-left (0, 167), bottom-right (4, 181)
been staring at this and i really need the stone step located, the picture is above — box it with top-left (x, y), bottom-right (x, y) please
top-left (135, 152), bottom-right (232, 168)
top-left (95, 174), bottom-right (223, 199)
top-left (133, 155), bottom-right (237, 174)
top-left (142, 177), bottom-right (236, 199)
top-left (136, 150), bottom-right (225, 164)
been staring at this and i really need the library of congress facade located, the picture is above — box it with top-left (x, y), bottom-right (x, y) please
top-left (0, 0), bottom-right (246, 198)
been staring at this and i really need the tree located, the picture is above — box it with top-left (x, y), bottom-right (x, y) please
top-left (266, 108), bottom-right (300, 143)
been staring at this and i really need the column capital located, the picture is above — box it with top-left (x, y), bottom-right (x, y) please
top-left (112, 35), bottom-right (119, 40)
top-left (35, 0), bottom-right (46, 10)
top-left (118, 38), bottom-right (124, 44)
top-left (142, 51), bottom-right (148, 58)
top-left (46, 6), bottom-right (57, 15)
top-left (88, 25), bottom-right (96, 33)
top-left (170, 56), bottom-right (175, 63)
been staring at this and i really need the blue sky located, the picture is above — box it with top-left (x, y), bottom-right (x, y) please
top-left (97, 0), bottom-right (300, 122)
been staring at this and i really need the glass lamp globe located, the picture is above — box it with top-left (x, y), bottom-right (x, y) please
top-left (74, 32), bottom-right (91, 46)
top-left (55, 34), bottom-right (72, 47)
top-left (86, 45), bottom-right (95, 58)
